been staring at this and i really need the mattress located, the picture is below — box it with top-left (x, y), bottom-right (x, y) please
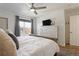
top-left (17, 35), bottom-right (59, 56)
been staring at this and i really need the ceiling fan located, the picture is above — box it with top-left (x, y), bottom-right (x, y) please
top-left (30, 3), bottom-right (47, 15)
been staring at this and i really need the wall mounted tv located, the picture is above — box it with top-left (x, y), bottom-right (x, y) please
top-left (42, 19), bottom-right (52, 26)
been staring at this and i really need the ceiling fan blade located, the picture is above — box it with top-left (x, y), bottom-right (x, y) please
top-left (34, 6), bottom-right (47, 10)
top-left (34, 10), bottom-right (38, 15)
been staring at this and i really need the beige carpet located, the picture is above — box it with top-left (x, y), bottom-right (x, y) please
top-left (57, 45), bottom-right (79, 56)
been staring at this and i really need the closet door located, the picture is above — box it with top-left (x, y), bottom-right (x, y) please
top-left (70, 15), bottom-right (79, 46)
top-left (0, 17), bottom-right (8, 30)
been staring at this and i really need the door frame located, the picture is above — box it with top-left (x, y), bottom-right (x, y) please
top-left (65, 14), bottom-right (70, 45)
top-left (0, 17), bottom-right (8, 29)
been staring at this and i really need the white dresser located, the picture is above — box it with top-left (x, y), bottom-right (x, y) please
top-left (39, 25), bottom-right (57, 39)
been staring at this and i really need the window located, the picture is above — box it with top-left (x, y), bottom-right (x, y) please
top-left (19, 21), bottom-right (31, 36)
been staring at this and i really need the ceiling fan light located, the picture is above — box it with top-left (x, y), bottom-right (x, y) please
top-left (31, 9), bottom-right (35, 11)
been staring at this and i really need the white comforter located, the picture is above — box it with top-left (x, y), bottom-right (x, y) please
top-left (17, 36), bottom-right (59, 56)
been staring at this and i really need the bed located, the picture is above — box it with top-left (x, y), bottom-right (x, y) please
top-left (17, 35), bottom-right (60, 56)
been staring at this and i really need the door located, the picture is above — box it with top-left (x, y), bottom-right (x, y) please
top-left (70, 15), bottom-right (79, 46)
top-left (0, 17), bottom-right (8, 31)
top-left (19, 21), bottom-right (32, 36)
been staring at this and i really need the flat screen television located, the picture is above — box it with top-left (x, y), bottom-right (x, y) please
top-left (42, 19), bottom-right (52, 26)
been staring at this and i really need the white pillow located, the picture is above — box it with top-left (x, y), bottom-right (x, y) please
top-left (0, 29), bottom-right (17, 56)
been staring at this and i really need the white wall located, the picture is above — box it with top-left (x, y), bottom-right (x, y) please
top-left (36, 9), bottom-right (65, 46)
top-left (0, 9), bottom-right (15, 33)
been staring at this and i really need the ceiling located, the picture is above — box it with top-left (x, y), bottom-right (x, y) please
top-left (0, 3), bottom-right (79, 17)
